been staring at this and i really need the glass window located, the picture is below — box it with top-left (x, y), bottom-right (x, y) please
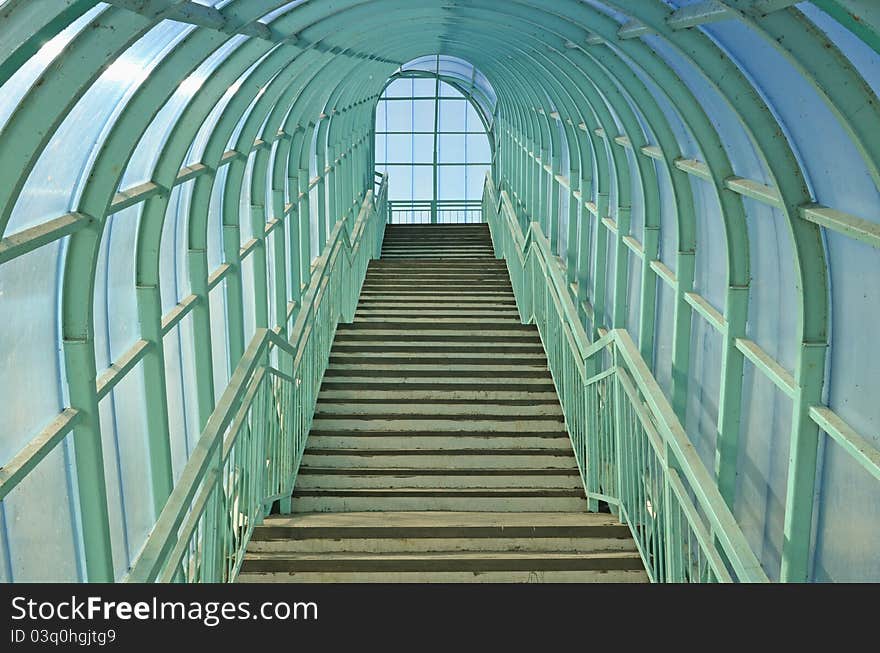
top-left (374, 68), bottom-right (493, 222)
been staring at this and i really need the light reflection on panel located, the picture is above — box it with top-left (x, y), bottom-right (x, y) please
top-left (7, 20), bottom-right (193, 234)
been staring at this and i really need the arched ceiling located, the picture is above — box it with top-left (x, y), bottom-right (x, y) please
top-left (1, 0), bottom-right (879, 583)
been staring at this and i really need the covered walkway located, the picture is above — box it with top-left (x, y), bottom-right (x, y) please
top-left (0, 0), bottom-right (878, 583)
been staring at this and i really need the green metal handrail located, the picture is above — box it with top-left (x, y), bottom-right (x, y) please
top-left (483, 173), bottom-right (768, 583)
top-left (126, 176), bottom-right (388, 583)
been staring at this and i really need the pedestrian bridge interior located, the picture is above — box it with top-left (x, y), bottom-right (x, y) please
top-left (0, 0), bottom-right (878, 583)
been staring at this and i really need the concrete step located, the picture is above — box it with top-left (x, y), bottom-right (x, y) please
top-left (320, 379), bottom-right (556, 391)
top-left (290, 489), bottom-right (587, 513)
top-left (239, 550), bottom-right (642, 575)
top-left (320, 371), bottom-right (552, 382)
top-left (247, 536), bottom-right (629, 554)
top-left (383, 226), bottom-right (489, 231)
top-left (305, 433), bottom-right (572, 450)
top-left (313, 401), bottom-right (561, 417)
top-left (378, 255), bottom-right (496, 260)
top-left (326, 354), bottom-right (544, 363)
top-left (318, 389), bottom-right (559, 401)
top-left (336, 321), bottom-right (527, 332)
top-left (382, 242), bottom-right (493, 245)
top-left (380, 250), bottom-right (496, 256)
top-left (370, 256), bottom-right (502, 262)
top-left (309, 416), bottom-right (565, 431)
top-left (352, 312), bottom-right (521, 320)
top-left (327, 352), bottom-right (544, 363)
top-left (378, 255), bottom-right (498, 260)
top-left (295, 468), bottom-right (581, 490)
top-left (238, 568), bottom-right (649, 582)
top-left (251, 511), bottom-right (628, 540)
top-left (333, 331), bottom-right (539, 342)
top-left (324, 365), bottom-right (549, 377)
top-left (361, 280), bottom-right (511, 287)
top-left (358, 291), bottom-right (515, 300)
top-left (299, 450), bottom-right (577, 470)
top-left (324, 364), bottom-right (548, 376)
top-left (381, 240), bottom-right (492, 247)
top-left (368, 265), bottom-right (507, 273)
top-left (364, 269), bottom-right (508, 277)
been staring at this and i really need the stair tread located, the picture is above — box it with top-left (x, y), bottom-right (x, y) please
top-left (244, 550), bottom-right (641, 561)
top-left (298, 467), bottom-right (578, 475)
top-left (293, 488), bottom-right (583, 495)
top-left (262, 511), bottom-right (618, 528)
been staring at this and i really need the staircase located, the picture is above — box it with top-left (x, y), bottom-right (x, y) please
top-left (239, 223), bottom-right (647, 582)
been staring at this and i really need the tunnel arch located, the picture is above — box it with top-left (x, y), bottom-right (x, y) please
top-left (0, 0), bottom-right (877, 583)
top-left (376, 55), bottom-right (495, 222)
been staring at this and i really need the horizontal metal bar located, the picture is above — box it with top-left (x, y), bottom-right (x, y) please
top-left (667, 1), bottom-right (734, 29)
top-left (220, 149), bottom-right (244, 165)
top-left (95, 339), bottom-right (152, 401)
top-left (800, 204), bottom-right (880, 249)
top-left (175, 162), bottom-right (210, 185)
top-left (239, 237), bottom-right (260, 260)
top-left (264, 218), bottom-right (281, 236)
top-left (649, 259), bottom-right (677, 288)
top-left (207, 263), bottom-right (232, 290)
top-left (160, 293), bottom-right (200, 336)
top-left (810, 406), bottom-right (880, 481)
top-left (735, 337), bottom-right (797, 397)
top-left (601, 216), bottom-right (618, 234)
top-left (0, 212), bottom-right (92, 264)
top-left (674, 157), bottom-right (712, 181)
top-left (725, 176), bottom-right (782, 207)
top-left (623, 235), bottom-right (644, 258)
top-left (109, 181), bottom-right (165, 214)
top-left (641, 145), bottom-right (663, 160)
top-left (0, 409), bottom-right (81, 501)
top-left (684, 291), bottom-right (726, 332)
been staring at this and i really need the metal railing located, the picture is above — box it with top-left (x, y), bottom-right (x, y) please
top-left (484, 174), bottom-right (769, 583)
top-left (387, 199), bottom-right (482, 224)
top-left (126, 176), bottom-right (388, 582)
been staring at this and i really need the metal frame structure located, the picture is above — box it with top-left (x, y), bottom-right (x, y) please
top-left (375, 57), bottom-right (493, 223)
top-left (0, 0), bottom-right (878, 583)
